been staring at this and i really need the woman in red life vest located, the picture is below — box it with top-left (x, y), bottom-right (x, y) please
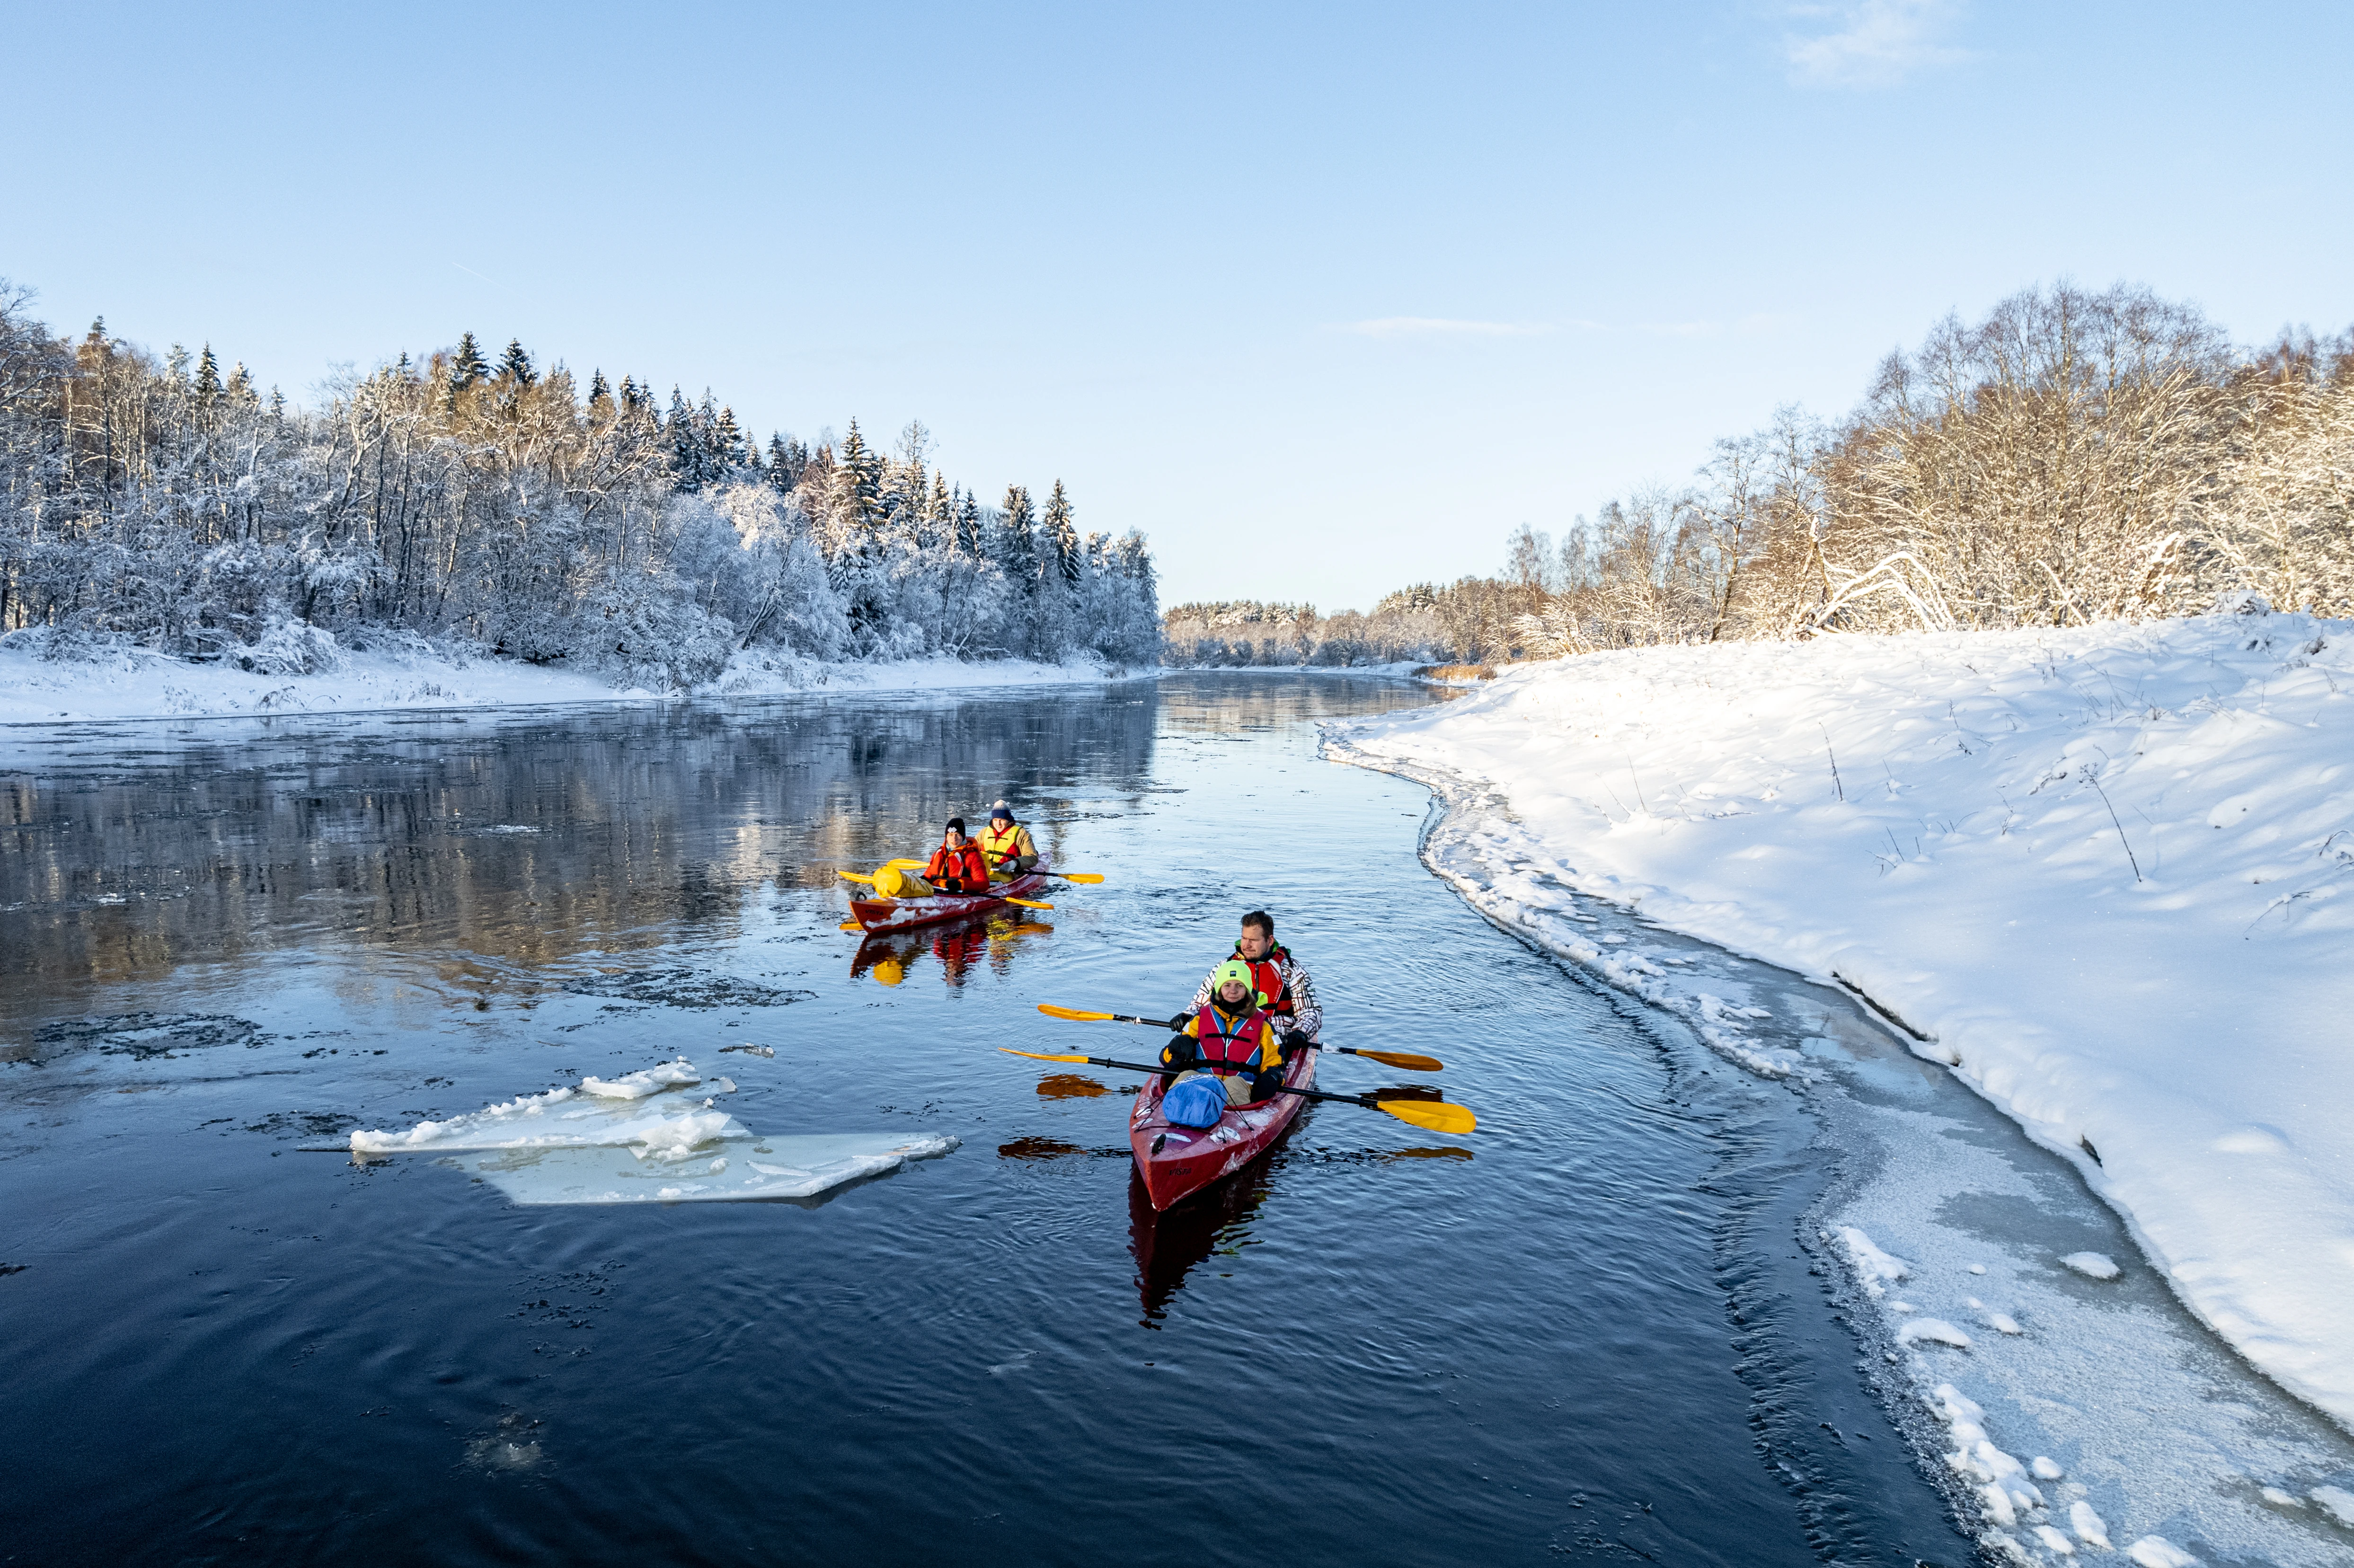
top-left (1158, 960), bottom-right (1286, 1106)
top-left (923, 818), bottom-right (990, 893)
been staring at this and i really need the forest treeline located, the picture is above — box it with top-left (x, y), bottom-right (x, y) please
top-left (1166, 283), bottom-right (2354, 667)
top-left (0, 282), bottom-right (1161, 687)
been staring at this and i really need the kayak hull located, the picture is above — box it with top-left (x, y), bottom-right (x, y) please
top-left (1127, 1047), bottom-right (1317, 1211)
top-left (848, 865), bottom-right (1050, 933)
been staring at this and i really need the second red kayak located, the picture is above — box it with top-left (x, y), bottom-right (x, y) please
top-left (848, 864), bottom-right (1051, 934)
top-left (1127, 1046), bottom-right (1317, 1211)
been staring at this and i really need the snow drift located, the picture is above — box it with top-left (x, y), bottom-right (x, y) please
top-left (1345, 608), bottom-right (2354, 1429)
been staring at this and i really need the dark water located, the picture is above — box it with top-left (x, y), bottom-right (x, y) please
top-left (0, 675), bottom-right (1967, 1567)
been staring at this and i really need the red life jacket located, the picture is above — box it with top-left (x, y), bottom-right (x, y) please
top-left (925, 841), bottom-right (988, 887)
top-left (1193, 1002), bottom-right (1274, 1077)
top-left (1230, 945), bottom-right (1294, 1017)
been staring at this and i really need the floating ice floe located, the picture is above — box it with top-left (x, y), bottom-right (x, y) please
top-left (452, 1133), bottom-right (960, 1205)
top-left (580, 1058), bottom-right (703, 1099)
top-left (349, 1060), bottom-right (735, 1154)
top-left (347, 1058), bottom-right (956, 1203)
top-left (2060, 1251), bottom-right (2121, 1280)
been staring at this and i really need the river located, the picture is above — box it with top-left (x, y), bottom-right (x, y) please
top-left (0, 673), bottom-right (1973, 1566)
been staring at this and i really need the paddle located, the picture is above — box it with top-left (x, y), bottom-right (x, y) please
top-left (836, 870), bottom-right (1053, 910)
top-left (997, 1048), bottom-right (1475, 1135)
top-left (1034, 1004), bottom-right (1443, 1072)
top-left (896, 858), bottom-right (1105, 884)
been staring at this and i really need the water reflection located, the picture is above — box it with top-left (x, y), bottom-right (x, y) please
top-left (847, 912), bottom-right (1054, 988)
top-left (1127, 1156), bottom-right (1277, 1324)
top-left (0, 687), bottom-right (1158, 1037)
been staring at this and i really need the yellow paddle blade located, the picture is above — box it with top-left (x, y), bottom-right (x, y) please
top-left (1036, 1004), bottom-right (1116, 1022)
top-left (836, 870), bottom-right (876, 884)
top-left (884, 858), bottom-right (926, 870)
top-left (1353, 1048), bottom-right (1445, 1073)
top-left (1003, 897), bottom-right (1054, 910)
top-left (999, 1047), bottom-right (1093, 1064)
top-left (1053, 872), bottom-right (1105, 883)
top-left (1374, 1099), bottom-right (1477, 1136)
top-left (838, 921), bottom-right (863, 932)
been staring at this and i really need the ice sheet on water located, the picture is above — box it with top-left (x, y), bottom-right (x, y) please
top-left (18, 1011), bottom-right (265, 1065)
top-left (562, 967), bottom-right (814, 1010)
top-left (349, 1059), bottom-right (745, 1153)
top-left (348, 1059), bottom-right (958, 1202)
top-left (580, 1059), bottom-right (702, 1099)
top-left (2125, 1537), bottom-right (2199, 1567)
top-left (459, 1132), bottom-right (960, 1204)
top-left (2061, 1251), bottom-right (2121, 1280)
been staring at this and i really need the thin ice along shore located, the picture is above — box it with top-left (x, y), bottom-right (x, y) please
top-left (1345, 608), bottom-right (2354, 1424)
top-left (1337, 608), bottom-right (2354, 1557)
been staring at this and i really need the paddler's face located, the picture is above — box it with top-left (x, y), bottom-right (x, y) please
top-left (1219, 978), bottom-right (1252, 1005)
top-left (944, 829), bottom-right (965, 847)
top-left (1237, 926), bottom-right (1271, 961)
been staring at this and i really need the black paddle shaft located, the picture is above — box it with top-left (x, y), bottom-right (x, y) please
top-left (1107, 1013), bottom-right (1384, 1063)
top-left (1061, 1053), bottom-right (1388, 1112)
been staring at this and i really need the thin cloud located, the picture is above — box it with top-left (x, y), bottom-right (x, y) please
top-left (1784, 0), bottom-right (1972, 89)
top-left (1342, 317), bottom-right (1560, 339)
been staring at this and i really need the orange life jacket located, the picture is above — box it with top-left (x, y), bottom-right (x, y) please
top-left (1193, 1002), bottom-right (1274, 1077)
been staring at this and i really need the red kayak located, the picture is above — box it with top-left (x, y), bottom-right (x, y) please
top-left (848, 863), bottom-right (1051, 934)
top-left (1127, 1046), bottom-right (1318, 1211)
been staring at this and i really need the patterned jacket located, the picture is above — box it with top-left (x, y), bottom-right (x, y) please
top-left (1188, 943), bottom-right (1322, 1041)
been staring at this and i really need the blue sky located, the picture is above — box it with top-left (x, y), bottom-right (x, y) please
top-left (8, 1), bottom-right (2350, 610)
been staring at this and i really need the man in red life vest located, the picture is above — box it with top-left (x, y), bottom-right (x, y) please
top-left (1159, 960), bottom-right (1287, 1106)
top-left (922, 818), bottom-right (990, 893)
top-left (1187, 909), bottom-right (1322, 1050)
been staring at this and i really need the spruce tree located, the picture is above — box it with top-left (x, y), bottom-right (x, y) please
top-left (450, 332), bottom-right (488, 391)
top-left (928, 473), bottom-right (953, 551)
top-left (193, 344), bottom-right (221, 405)
top-left (1044, 479), bottom-right (1082, 586)
top-left (497, 338), bottom-right (535, 387)
top-left (667, 387), bottom-right (705, 492)
top-left (586, 370), bottom-right (611, 410)
top-left (714, 404), bottom-right (749, 472)
top-left (836, 419), bottom-right (883, 532)
top-left (766, 433), bottom-right (799, 492)
top-left (953, 489), bottom-right (982, 558)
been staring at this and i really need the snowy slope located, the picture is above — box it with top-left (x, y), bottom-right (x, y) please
top-left (0, 639), bottom-right (1132, 723)
top-left (1345, 608), bottom-right (2354, 1430)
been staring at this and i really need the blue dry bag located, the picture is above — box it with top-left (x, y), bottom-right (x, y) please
top-left (1161, 1075), bottom-right (1228, 1129)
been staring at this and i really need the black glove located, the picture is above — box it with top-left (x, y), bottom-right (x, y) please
top-left (1159, 1035), bottom-right (1198, 1072)
top-left (1278, 1032), bottom-right (1313, 1063)
top-left (1251, 1068), bottom-right (1285, 1102)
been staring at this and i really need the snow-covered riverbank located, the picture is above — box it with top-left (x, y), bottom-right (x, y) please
top-left (0, 638), bottom-right (1134, 724)
top-left (1341, 609), bottom-right (2354, 1435)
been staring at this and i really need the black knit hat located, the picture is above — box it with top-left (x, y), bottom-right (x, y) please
top-left (946, 817), bottom-right (967, 833)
